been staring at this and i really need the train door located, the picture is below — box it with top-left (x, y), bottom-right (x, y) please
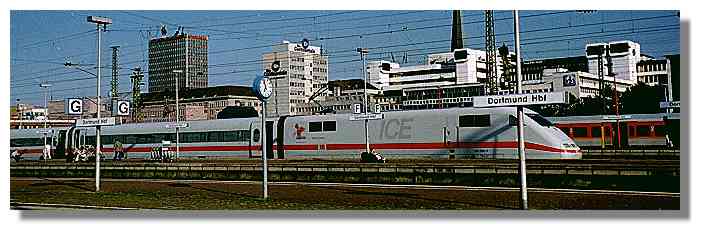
top-left (619, 122), bottom-right (629, 148)
top-left (611, 122), bottom-right (629, 148)
top-left (265, 121), bottom-right (274, 159)
top-left (443, 124), bottom-right (457, 159)
top-left (276, 116), bottom-right (288, 159)
top-left (249, 122), bottom-right (261, 158)
top-left (71, 129), bottom-right (81, 149)
top-left (55, 130), bottom-right (67, 158)
top-left (66, 128), bottom-right (76, 157)
top-left (78, 129), bottom-right (86, 147)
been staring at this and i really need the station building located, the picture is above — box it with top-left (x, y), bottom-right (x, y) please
top-left (10, 103), bottom-right (76, 129)
top-left (516, 68), bottom-right (631, 99)
top-left (139, 85), bottom-right (260, 123)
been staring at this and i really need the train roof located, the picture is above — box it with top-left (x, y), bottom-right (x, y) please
top-left (10, 127), bottom-right (69, 138)
top-left (81, 117), bottom-right (261, 135)
top-left (547, 113), bottom-right (680, 123)
top-left (293, 106), bottom-right (536, 120)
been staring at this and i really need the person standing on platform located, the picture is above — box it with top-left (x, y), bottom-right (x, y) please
top-left (42, 144), bottom-right (52, 160)
top-left (114, 140), bottom-right (124, 160)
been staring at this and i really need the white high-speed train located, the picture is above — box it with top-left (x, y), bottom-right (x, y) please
top-left (10, 107), bottom-right (581, 160)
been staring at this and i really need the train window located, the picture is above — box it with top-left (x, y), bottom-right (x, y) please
top-left (253, 129), bottom-right (260, 142)
top-left (103, 135), bottom-right (113, 144)
top-left (654, 125), bottom-right (666, 137)
top-left (323, 121), bottom-right (336, 132)
top-left (11, 138), bottom-right (43, 147)
top-left (125, 135), bottom-right (137, 144)
top-left (219, 130), bottom-right (249, 142)
top-left (509, 115), bottom-right (517, 126)
top-left (526, 113), bottom-right (553, 126)
top-left (591, 127), bottom-right (602, 138)
top-left (637, 125), bottom-right (651, 137)
top-left (209, 132), bottom-right (224, 142)
top-left (560, 127), bottom-right (571, 135)
top-left (86, 136), bottom-right (96, 146)
top-left (460, 115), bottom-right (491, 127)
top-left (241, 130), bottom-right (251, 141)
top-left (113, 135), bottom-right (125, 144)
top-left (138, 134), bottom-right (152, 144)
top-left (223, 131), bottom-right (237, 142)
top-left (629, 126), bottom-right (636, 137)
top-left (573, 127), bottom-right (588, 137)
top-left (183, 132), bottom-right (207, 143)
top-left (309, 122), bottom-right (323, 132)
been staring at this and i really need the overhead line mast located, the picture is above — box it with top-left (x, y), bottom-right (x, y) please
top-left (485, 10), bottom-right (498, 95)
top-left (111, 46), bottom-right (120, 108)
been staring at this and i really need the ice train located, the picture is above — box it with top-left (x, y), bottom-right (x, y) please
top-left (10, 107), bottom-right (581, 160)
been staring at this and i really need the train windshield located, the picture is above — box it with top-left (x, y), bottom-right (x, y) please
top-left (526, 113), bottom-right (554, 127)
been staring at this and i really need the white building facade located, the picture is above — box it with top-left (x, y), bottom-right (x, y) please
top-left (586, 40), bottom-right (641, 86)
top-left (518, 68), bottom-right (631, 99)
top-left (262, 40), bottom-right (328, 117)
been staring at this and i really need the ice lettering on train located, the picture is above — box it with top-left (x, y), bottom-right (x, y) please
top-left (380, 118), bottom-right (413, 139)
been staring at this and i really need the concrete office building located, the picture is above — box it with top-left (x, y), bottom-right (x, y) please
top-left (261, 40), bottom-right (328, 117)
top-left (148, 33), bottom-right (208, 93)
top-left (368, 48), bottom-right (501, 91)
top-left (518, 68), bottom-right (631, 99)
top-left (637, 57), bottom-right (669, 86)
top-left (586, 40), bottom-right (641, 85)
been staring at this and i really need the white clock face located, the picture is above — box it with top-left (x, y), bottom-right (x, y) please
top-left (259, 78), bottom-right (273, 99)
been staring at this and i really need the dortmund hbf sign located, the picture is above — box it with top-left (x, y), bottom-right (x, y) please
top-left (473, 92), bottom-right (568, 108)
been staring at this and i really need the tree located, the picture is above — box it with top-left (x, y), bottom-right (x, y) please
top-left (620, 82), bottom-right (666, 114)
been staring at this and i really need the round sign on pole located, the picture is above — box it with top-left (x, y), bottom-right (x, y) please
top-left (301, 38), bottom-right (310, 49)
top-left (271, 61), bottom-right (281, 72)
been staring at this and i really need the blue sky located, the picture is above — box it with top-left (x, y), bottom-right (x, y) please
top-left (10, 10), bottom-right (680, 106)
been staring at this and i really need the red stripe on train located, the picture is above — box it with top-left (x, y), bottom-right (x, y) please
top-left (97, 141), bottom-right (577, 154)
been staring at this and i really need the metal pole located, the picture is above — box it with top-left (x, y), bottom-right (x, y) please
top-left (666, 58), bottom-right (673, 113)
top-left (358, 48), bottom-right (370, 153)
top-left (607, 45), bottom-right (621, 148)
top-left (43, 83), bottom-right (48, 161)
top-left (176, 72), bottom-right (180, 161)
top-left (186, 32), bottom-right (189, 89)
top-left (262, 101), bottom-right (268, 199)
top-left (95, 23), bottom-right (102, 192)
top-left (180, 32), bottom-right (188, 160)
top-left (513, 10), bottom-right (528, 210)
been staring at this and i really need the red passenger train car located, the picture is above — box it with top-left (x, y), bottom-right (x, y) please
top-left (547, 113), bottom-right (680, 149)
